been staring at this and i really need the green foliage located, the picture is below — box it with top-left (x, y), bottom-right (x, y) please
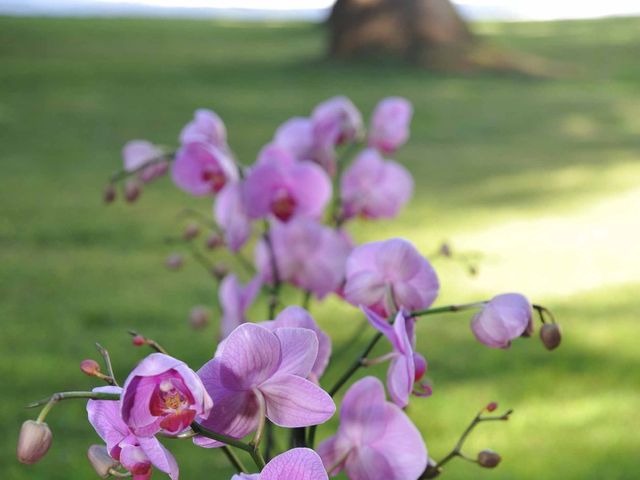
top-left (1, 15), bottom-right (639, 479)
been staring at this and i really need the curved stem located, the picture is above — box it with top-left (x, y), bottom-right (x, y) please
top-left (328, 332), bottom-right (383, 397)
top-left (426, 408), bottom-right (513, 477)
top-left (308, 330), bottom-right (384, 448)
top-left (109, 153), bottom-right (174, 183)
top-left (262, 224), bottom-right (282, 320)
top-left (191, 422), bottom-right (266, 470)
top-left (95, 342), bottom-right (118, 386)
top-left (128, 330), bottom-right (169, 355)
top-left (411, 301), bottom-right (487, 318)
top-left (28, 391), bottom-right (120, 422)
top-left (221, 446), bottom-right (248, 474)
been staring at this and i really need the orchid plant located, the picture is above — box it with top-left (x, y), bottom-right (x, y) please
top-left (17, 96), bottom-right (562, 480)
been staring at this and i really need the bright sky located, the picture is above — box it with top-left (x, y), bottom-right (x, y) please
top-left (1, 0), bottom-right (640, 21)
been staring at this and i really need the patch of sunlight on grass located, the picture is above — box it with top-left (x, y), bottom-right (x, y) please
top-left (455, 186), bottom-right (640, 299)
top-left (559, 113), bottom-right (600, 139)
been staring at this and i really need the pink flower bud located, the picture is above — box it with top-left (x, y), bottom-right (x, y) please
top-left (165, 253), bottom-right (184, 270)
top-left (540, 323), bottom-right (562, 350)
top-left (471, 293), bottom-right (532, 349)
top-left (439, 242), bottom-right (452, 257)
top-left (103, 184), bottom-right (116, 204)
top-left (486, 401), bottom-right (498, 412)
top-left (17, 420), bottom-right (52, 464)
top-left (87, 444), bottom-right (117, 478)
top-left (80, 359), bottom-right (101, 377)
top-left (212, 263), bottom-right (228, 280)
top-left (205, 232), bottom-right (224, 250)
top-left (189, 306), bottom-right (210, 330)
top-left (477, 449), bottom-right (502, 468)
top-left (124, 180), bottom-right (142, 203)
top-left (132, 335), bottom-right (146, 347)
top-left (183, 223), bottom-right (200, 240)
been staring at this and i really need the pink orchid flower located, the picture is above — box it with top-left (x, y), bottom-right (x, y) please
top-left (219, 273), bottom-right (262, 339)
top-left (214, 182), bottom-right (253, 252)
top-left (194, 323), bottom-right (335, 448)
top-left (179, 109), bottom-right (227, 149)
top-left (122, 140), bottom-right (168, 183)
top-left (172, 142), bottom-right (238, 196)
top-left (272, 96), bottom-right (362, 176)
top-left (232, 448), bottom-right (328, 480)
top-left (311, 96), bottom-right (363, 147)
top-left (87, 386), bottom-right (179, 480)
top-left (261, 306), bottom-right (332, 381)
top-left (273, 116), bottom-right (336, 175)
top-left (318, 376), bottom-right (427, 480)
top-left (471, 293), bottom-right (532, 349)
top-left (255, 218), bottom-right (352, 299)
top-left (121, 354), bottom-right (213, 437)
top-left (340, 148), bottom-right (414, 221)
top-left (273, 117), bottom-right (315, 161)
top-left (362, 307), bottom-right (431, 407)
top-left (243, 145), bottom-right (332, 222)
top-left (344, 238), bottom-right (439, 317)
top-left (368, 97), bottom-right (413, 154)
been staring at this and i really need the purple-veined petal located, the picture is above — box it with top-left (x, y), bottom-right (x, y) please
top-left (339, 377), bottom-right (388, 444)
top-left (344, 445), bottom-right (395, 480)
top-left (87, 386), bottom-right (128, 455)
top-left (138, 436), bottom-right (179, 480)
top-left (273, 327), bottom-right (318, 378)
top-left (261, 448), bottom-right (328, 480)
top-left (265, 306), bottom-right (332, 379)
top-left (367, 403), bottom-right (428, 480)
top-left (259, 374), bottom-right (335, 428)
top-left (218, 324), bottom-right (282, 390)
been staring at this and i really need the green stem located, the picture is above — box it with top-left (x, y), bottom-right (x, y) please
top-left (330, 141), bottom-right (360, 227)
top-left (191, 422), bottom-right (266, 470)
top-left (302, 290), bottom-right (312, 311)
top-left (308, 330), bottom-right (384, 448)
top-left (328, 332), bottom-right (383, 397)
top-left (411, 301), bottom-right (487, 318)
top-left (109, 153), bottom-right (174, 183)
top-left (28, 391), bottom-right (120, 422)
top-left (262, 222), bottom-right (281, 320)
top-left (95, 342), bottom-right (118, 386)
top-left (221, 446), bottom-right (248, 474)
top-left (430, 409), bottom-right (513, 474)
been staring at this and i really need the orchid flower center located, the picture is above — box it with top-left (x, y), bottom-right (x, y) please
top-left (158, 380), bottom-right (189, 413)
top-left (201, 167), bottom-right (226, 193)
top-left (149, 377), bottom-right (197, 432)
top-left (271, 188), bottom-right (297, 222)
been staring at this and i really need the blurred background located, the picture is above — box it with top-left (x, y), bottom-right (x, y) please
top-left (1, 0), bottom-right (639, 479)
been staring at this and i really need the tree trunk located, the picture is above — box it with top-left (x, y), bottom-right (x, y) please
top-left (328, 0), bottom-right (476, 70)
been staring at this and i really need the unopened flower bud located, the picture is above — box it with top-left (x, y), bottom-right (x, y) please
top-left (132, 335), bottom-right (146, 346)
top-left (80, 359), bottom-right (101, 377)
top-left (189, 306), bottom-right (210, 330)
top-left (485, 401), bottom-right (498, 412)
top-left (477, 449), bottom-right (501, 468)
top-left (124, 180), bottom-right (142, 203)
top-left (165, 253), bottom-right (184, 270)
top-left (103, 184), bottom-right (116, 204)
top-left (17, 420), bottom-right (52, 464)
top-left (205, 233), bottom-right (224, 250)
top-left (87, 444), bottom-right (118, 478)
top-left (540, 323), bottom-right (562, 350)
top-left (212, 263), bottom-right (228, 280)
top-left (183, 223), bottom-right (200, 240)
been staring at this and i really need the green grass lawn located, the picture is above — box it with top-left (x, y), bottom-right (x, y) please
top-left (1, 15), bottom-right (640, 480)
